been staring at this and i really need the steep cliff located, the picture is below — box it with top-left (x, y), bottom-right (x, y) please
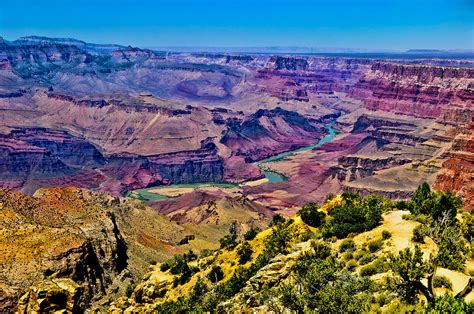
top-left (221, 108), bottom-right (326, 162)
top-left (435, 124), bottom-right (474, 210)
top-left (0, 187), bottom-right (202, 311)
top-left (351, 62), bottom-right (474, 118)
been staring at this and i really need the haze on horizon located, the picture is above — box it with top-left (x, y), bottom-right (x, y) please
top-left (1, 0), bottom-right (473, 51)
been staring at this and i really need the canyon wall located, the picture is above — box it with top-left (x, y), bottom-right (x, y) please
top-left (351, 62), bottom-right (474, 118)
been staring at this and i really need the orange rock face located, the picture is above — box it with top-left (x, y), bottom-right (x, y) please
top-left (435, 123), bottom-right (474, 211)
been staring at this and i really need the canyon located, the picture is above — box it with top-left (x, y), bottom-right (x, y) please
top-left (0, 36), bottom-right (473, 311)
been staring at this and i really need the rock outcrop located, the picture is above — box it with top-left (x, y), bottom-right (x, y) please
top-left (0, 187), bottom-right (202, 311)
top-left (435, 123), bottom-right (474, 210)
top-left (221, 108), bottom-right (326, 162)
top-left (17, 279), bottom-right (82, 313)
top-left (351, 62), bottom-right (474, 118)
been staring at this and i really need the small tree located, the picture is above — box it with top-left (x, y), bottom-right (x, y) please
top-left (270, 214), bottom-right (286, 226)
top-left (298, 202), bottom-right (326, 227)
top-left (219, 222), bottom-right (238, 249)
top-left (410, 182), bottom-right (434, 215)
top-left (431, 191), bottom-right (462, 222)
top-left (388, 246), bottom-right (473, 306)
top-left (208, 265), bottom-right (224, 283)
top-left (243, 227), bottom-right (261, 241)
top-left (237, 241), bottom-right (253, 264)
top-left (388, 246), bottom-right (434, 304)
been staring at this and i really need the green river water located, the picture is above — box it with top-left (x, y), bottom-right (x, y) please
top-left (126, 121), bottom-right (336, 201)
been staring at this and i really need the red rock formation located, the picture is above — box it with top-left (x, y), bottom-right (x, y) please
top-left (221, 108), bottom-right (326, 162)
top-left (351, 62), bottom-right (474, 118)
top-left (435, 123), bottom-right (474, 210)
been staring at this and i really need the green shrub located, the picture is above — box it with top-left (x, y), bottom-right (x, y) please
top-left (359, 258), bottom-right (387, 276)
top-left (409, 182), bottom-right (434, 215)
top-left (323, 193), bottom-right (387, 239)
top-left (433, 275), bottom-right (452, 289)
top-left (342, 251), bottom-right (354, 261)
top-left (200, 249), bottom-right (212, 258)
top-left (265, 223), bottom-right (291, 254)
top-left (184, 249), bottom-right (197, 261)
top-left (270, 214), bottom-right (286, 226)
top-left (169, 255), bottom-right (189, 275)
top-left (431, 191), bottom-right (462, 222)
top-left (425, 294), bottom-right (474, 313)
top-left (358, 252), bottom-right (375, 265)
top-left (339, 239), bottom-right (356, 252)
top-left (219, 234), bottom-right (238, 249)
top-left (368, 239), bottom-right (383, 253)
top-left (412, 225), bottom-right (425, 243)
top-left (310, 241), bottom-right (332, 259)
top-left (243, 227), bottom-right (261, 241)
top-left (208, 266), bottom-right (224, 283)
top-left (237, 241), bottom-right (253, 264)
top-left (382, 230), bottom-right (392, 240)
top-left (298, 202), bottom-right (326, 227)
top-left (345, 259), bottom-right (357, 271)
top-left (125, 284), bottom-right (135, 297)
top-left (220, 223), bottom-right (238, 249)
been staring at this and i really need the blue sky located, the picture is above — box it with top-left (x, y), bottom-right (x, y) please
top-left (1, 0), bottom-right (473, 50)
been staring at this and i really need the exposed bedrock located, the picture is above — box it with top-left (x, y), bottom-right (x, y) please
top-left (351, 115), bottom-right (427, 146)
top-left (331, 155), bottom-right (412, 182)
top-left (351, 62), bottom-right (474, 118)
top-left (104, 140), bottom-right (224, 192)
top-left (0, 128), bottom-right (225, 195)
top-left (0, 188), bottom-right (129, 311)
top-left (351, 114), bottom-right (417, 133)
top-left (11, 128), bottom-right (106, 167)
top-left (255, 57), bottom-right (371, 101)
top-left (435, 124), bottom-right (474, 210)
top-left (267, 56), bottom-right (309, 71)
top-left (220, 108), bottom-right (326, 162)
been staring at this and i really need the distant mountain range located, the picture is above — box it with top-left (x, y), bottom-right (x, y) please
top-left (0, 35), bottom-right (126, 54)
top-left (2, 35), bottom-right (473, 56)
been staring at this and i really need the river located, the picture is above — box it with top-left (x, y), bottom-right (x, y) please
top-left (126, 121), bottom-right (337, 201)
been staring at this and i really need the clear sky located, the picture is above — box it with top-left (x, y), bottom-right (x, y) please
top-left (1, 0), bottom-right (473, 50)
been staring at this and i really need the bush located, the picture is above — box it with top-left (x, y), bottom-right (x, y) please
top-left (342, 251), bottom-right (354, 261)
top-left (184, 250), bottom-right (197, 261)
top-left (368, 239), bottom-right (383, 253)
top-left (425, 294), bottom-right (474, 313)
top-left (200, 249), bottom-right (212, 258)
top-left (412, 225), bottom-right (425, 243)
top-left (243, 227), bottom-right (261, 241)
top-left (270, 214), bottom-right (286, 226)
top-left (323, 193), bottom-right (387, 238)
top-left (339, 239), bottom-right (356, 252)
top-left (359, 258), bottom-right (387, 277)
top-left (265, 223), bottom-right (291, 254)
top-left (433, 276), bottom-right (452, 289)
top-left (311, 241), bottom-right (332, 259)
top-left (410, 182), bottom-right (434, 215)
top-left (358, 252), bottom-right (375, 265)
top-left (382, 230), bottom-right (392, 240)
top-left (169, 255), bottom-right (189, 275)
top-left (431, 191), bottom-right (462, 222)
top-left (220, 223), bottom-right (238, 249)
top-left (298, 202), bottom-right (326, 227)
top-left (219, 234), bottom-right (238, 249)
top-left (345, 259), bottom-right (357, 271)
top-left (237, 241), bottom-right (253, 264)
top-left (208, 266), bottom-right (224, 283)
top-left (125, 284), bottom-right (135, 297)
